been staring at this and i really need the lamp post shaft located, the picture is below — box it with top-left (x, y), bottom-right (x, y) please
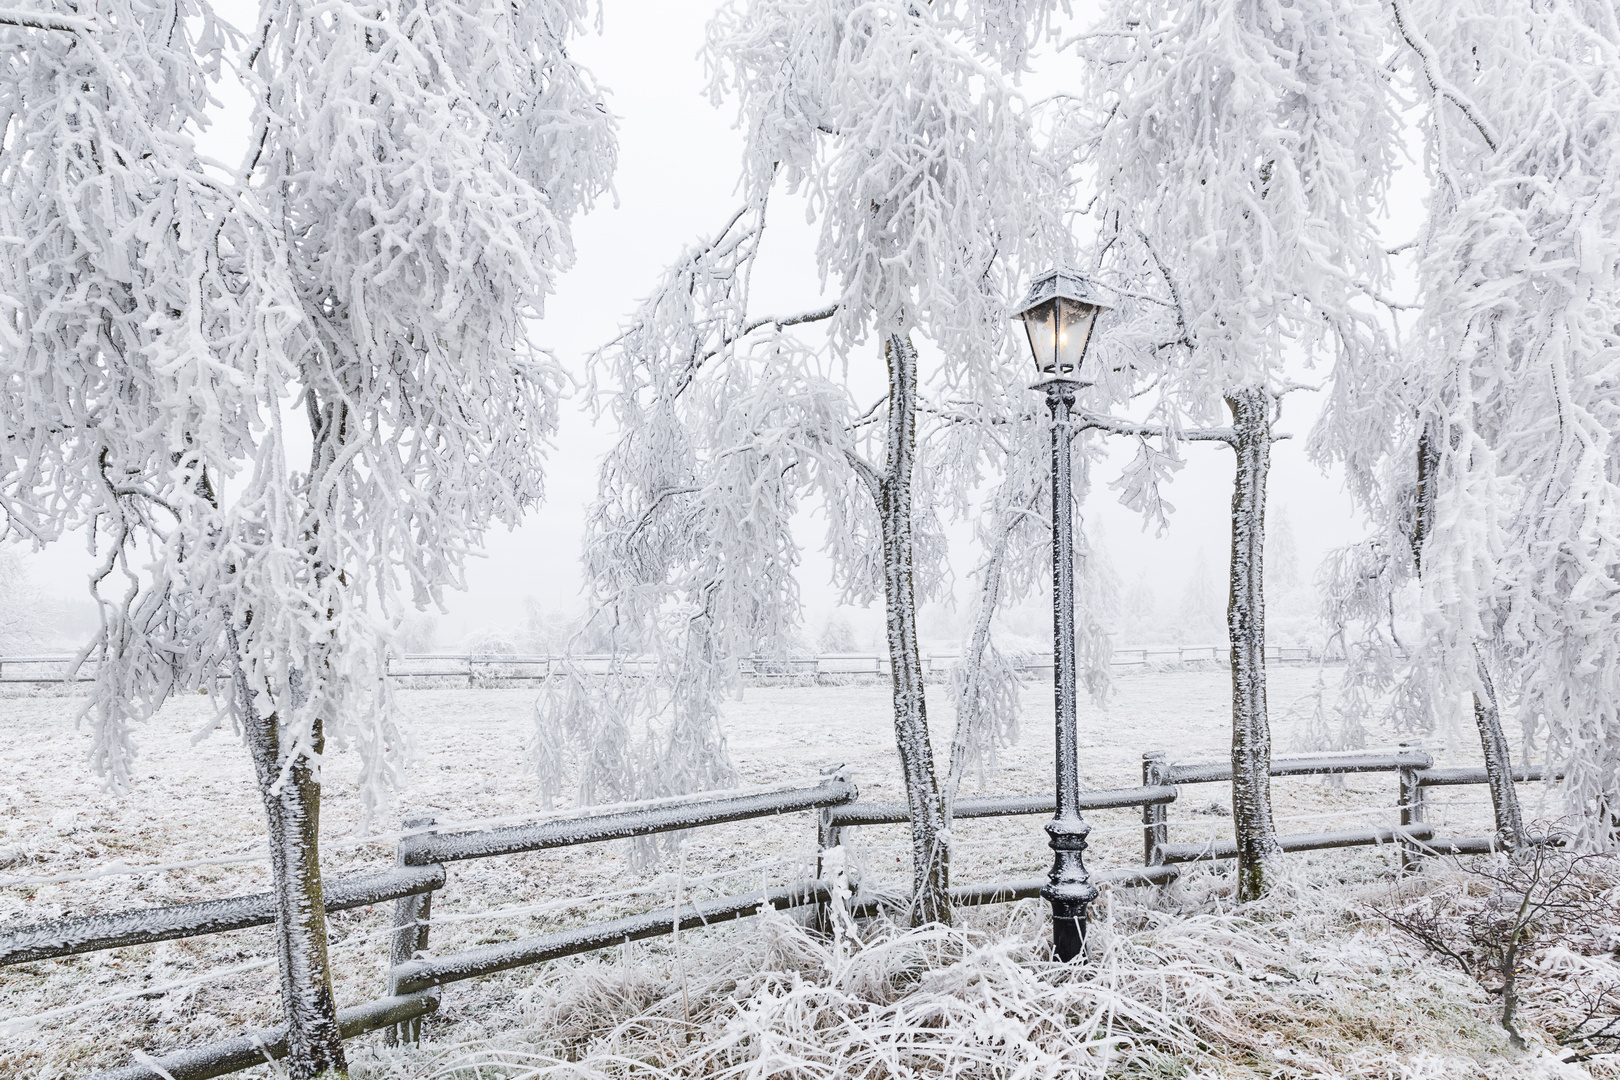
top-left (1040, 377), bottom-right (1097, 961)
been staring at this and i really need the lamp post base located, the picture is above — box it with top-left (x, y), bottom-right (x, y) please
top-left (1043, 818), bottom-right (1098, 962)
top-left (1045, 894), bottom-right (1095, 962)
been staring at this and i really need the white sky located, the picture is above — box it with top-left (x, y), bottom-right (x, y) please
top-left (16, 1), bottom-right (1428, 648)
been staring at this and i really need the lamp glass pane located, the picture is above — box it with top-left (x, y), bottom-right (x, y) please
top-left (1056, 298), bottom-right (1099, 376)
top-left (1021, 300), bottom-right (1058, 374)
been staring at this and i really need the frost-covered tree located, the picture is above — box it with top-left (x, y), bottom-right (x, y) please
top-left (397, 613), bottom-right (439, 656)
top-left (1316, 0), bottom-right (1620, 850)
top-left (241, 0), bottom-right (612, 1063)
top-left (1122, 572), bottom-right (1159, 637)
top-left (1070, 0), bottom-right (1397, 898)
top-left (817, 615), bottom-right (860, 654)
top-left (1268, 505), bottom-right (1300, 592)
top-left (0, 0), bottom-right (613, 1071)
top-left (946, 407), bottom-right (1116, 803)
top-left (563, 0), bottom-right (1063, 925)
top-left (1176, 550), bottom-right (1222, 644)
top-left (1262, 506), bottom-right (1323, 649)
top-left (0, 547), bottom-right (49, 652)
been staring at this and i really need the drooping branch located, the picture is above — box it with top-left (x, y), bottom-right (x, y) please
top-left (843, 448), bottom-right (883, 504)
top-left (1134, 228), bottom-right (1195, 352)
top-left (1075, 411), bottom-right (1239, 444)
top-left (742, 303), bottom-right (840, 336)
top-left (1388, 0), bottom-right (1501, 152)
top-left (674, 301), bottom-right (842, 397)
top-left (0, 8), bottom-right (95, 32)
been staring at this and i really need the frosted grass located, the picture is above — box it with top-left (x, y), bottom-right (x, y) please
top-left (346, 868), bottom-right (1592, 1080)
top-left (1, 672), bottom-right (1522, 1075)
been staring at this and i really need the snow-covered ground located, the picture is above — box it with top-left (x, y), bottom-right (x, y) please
top-left (0, 666), bottom-right (1550, 1076)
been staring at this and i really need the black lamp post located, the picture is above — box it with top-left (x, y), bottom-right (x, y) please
top-left (1013, 267), bottom-right (1111, 962)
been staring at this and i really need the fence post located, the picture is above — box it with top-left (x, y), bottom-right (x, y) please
top-left (386, 814), bottom-right (439, 1046)
top-left (814, 808), bottom-right (843, 935)
top-left (814, 767), bottom-right (854, 935)
top-left (1143, 751), bottom-right (1170, 867)
top-left (1398, 742), bottom-right (1425, 874)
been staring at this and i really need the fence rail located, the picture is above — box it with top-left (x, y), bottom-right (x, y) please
top-left (0, 748), bottom-right (1553, 1080)
top-left (0, 645), bottom-right (1327, 687)
top-left (90, 992), bottom-right (441, 1080)
top-left (407, 782), bottom-right (856, 865)
top-left (0, 655), bottom-right (96, 684)
top-left (826, 784), bottom-right (1178, 828)
top-left (1160, 825), bottom-right (1436, 864)
top-left (1164, 750), bottom-right (1432, 785)
top-left (0, 865), bottom-right (443, 966)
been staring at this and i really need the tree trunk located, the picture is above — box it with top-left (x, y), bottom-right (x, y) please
top-left (1474, 651), bottom-right (1527, 851)
top-left (1499, 922), bottom-right (1528, 1049)
top-left (1413, 420), bottom-right (1525, 851)
top-left (879, 332), bottom-right (950, 927)
top-left (945, 521), bottom-right (1009, 807)
top-left (236, 664), bottom-right (347, 1079)
top-left (1226, 387), bottom-right (1280, 901)
top-left (1411, 419), bottom-right (1442, 578)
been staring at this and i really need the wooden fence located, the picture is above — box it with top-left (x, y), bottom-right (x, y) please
top-left (0, 645), bottom-right (1324, 688)
top-left (0, 746), bottom-right (1550, 1080)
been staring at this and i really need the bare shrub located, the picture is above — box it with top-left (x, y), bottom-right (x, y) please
top-left (1373, 844), bottom-right (1620, 1056)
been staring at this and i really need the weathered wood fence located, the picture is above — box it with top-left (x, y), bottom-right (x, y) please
top-left (1, 749), bottom-right (1548, 1080)
top-left (0, 645), bottom-right (1324, 687)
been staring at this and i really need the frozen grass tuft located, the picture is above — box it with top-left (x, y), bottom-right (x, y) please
top-left (346, 866), bottom-right (1601, 1080)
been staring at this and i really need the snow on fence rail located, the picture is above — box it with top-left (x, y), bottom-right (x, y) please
top-left (0, 655), bottom-right (96, 684)
top-left (0, 866), bottom-right (444, 966)
top-left (0, 753), bottom-right (1551, 1080)
top-left (0, 645), bottom-right (1324, 687)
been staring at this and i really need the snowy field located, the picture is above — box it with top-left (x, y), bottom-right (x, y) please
top-left (0, 665), bottom-right (1562, 1077)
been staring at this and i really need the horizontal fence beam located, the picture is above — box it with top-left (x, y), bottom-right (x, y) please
top-left (0, 645), bottom-right (1330, 686)
top-left (1096, 864), bottom-right (1184, 888)
top-left (1168, 751), bottom-right (1434, 786)
top-left (397, 864), bottom-right (1183, 996)
top-left (867, 865), bottom-right (1182, 912)
top-left (1, 865), bottom-right (443, 967)
top-left (1159, 825), bottom-right (1435, 864)
top-left (409, 780), bottom-right (856, 866)
top-left (1416, 766), bottom-right (1552, 787)
top-left (392, 882), bottom-right (827, 994)
top-left (87, 990), bottom-right (440, 1080)
top-left (828, 784), bottom-right (1178, 828)
top-left (1419, 834), bottom-right (1566, 856)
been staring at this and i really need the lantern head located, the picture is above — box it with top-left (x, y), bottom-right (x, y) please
top-left (1013, 267), bottom-right (1111, 381)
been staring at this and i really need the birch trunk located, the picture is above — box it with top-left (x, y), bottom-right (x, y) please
top-left (236, 666), bottom-right (347, 1078)
top-left (879, 332), bottom-right (950, 926)
top-left (945, 530), bottom-right (1008, 807)
top-left (1473, 652), bottom-right (1527, 851)
top-left (1226, 386), bottom-right (1280, 901)
top-left (1414, 422), bottom-right (1525, 851)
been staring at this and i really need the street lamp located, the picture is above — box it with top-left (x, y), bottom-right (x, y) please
top-left (1014, 266), bottom-right (1111, 962)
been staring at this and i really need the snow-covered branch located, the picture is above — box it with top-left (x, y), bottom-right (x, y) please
top-left (0, 8), bottom-right (95, 32)
top-left (1387, 0), bottom-right (1500, 153)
